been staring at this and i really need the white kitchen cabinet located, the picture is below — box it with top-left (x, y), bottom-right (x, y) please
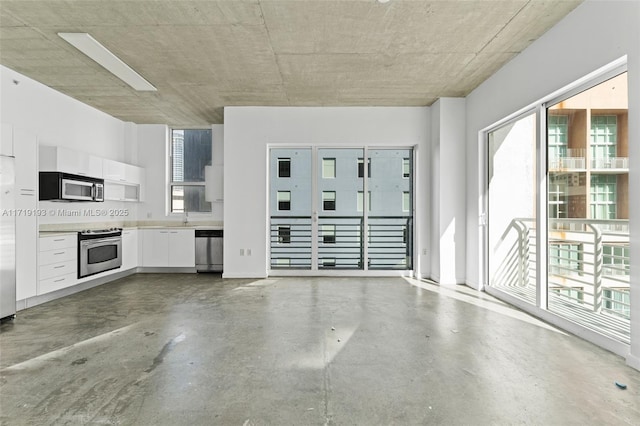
top-left (39, 145), bottom-right (103, 178)
top-left (103, 159), bottom-right (126, 182)
top-left (38, 234), bottom-right (77, 295)
top-left (168, 229), bottom-right (195, 267)
top-left (13, 127), bottom-right (38, 301)
top-left (103, 160), bottom-right (144, 202)
top-left (141, 229), bottom-right (194, 268)
top-left (141, 229), bottom-right (169, 267)
top-left (122, 229), bottom-right (139, 271)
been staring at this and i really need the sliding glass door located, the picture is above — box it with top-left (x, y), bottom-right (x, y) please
top-left (487, 112), bottom-right (537, 303)
top-left (270, 147), bottom-right (413, 272)
top-left (486, 69), bottom-right (630, 345)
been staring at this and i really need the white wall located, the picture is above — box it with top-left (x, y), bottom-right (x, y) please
top-left (465, 0), bottom-right (640, 368)
top-left (0, 65), bottom-right (138, 225)
top-left (223, 107), bottom-right (429, 278)
top-left (430, 98), bottom-right (466, 284)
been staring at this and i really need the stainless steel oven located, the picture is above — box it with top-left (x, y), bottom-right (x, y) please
top-left (78, 229), bottom-right (122, 278)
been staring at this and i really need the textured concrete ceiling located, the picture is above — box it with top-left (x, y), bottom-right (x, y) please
top-left (0, 0), bottom-right (582, 126)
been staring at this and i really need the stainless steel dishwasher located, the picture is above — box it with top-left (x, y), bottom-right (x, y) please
top-left (195, 229), bottom-right (223, 272)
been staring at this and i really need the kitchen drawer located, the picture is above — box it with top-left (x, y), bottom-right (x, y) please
top-left (39, 260), bottom-right (77, 280)
top-left (39, 272), bottom-right (77, 295)
top-left (39, 247), bottom-right (77, 266)
top-left (40, 234), bottom-right (77, 252)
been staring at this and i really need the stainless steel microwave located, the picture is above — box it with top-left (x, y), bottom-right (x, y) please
top-left (39, 172), bottom-right (104, 202)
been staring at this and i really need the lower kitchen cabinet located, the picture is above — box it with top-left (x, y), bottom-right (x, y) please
top-left (121, 229), bottom-right (139, 271)
top-left (38, 234), bottom-right (77, 295)
top-left (141, 229), bottom-right (195, 268)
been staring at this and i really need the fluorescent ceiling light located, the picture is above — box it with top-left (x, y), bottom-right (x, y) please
top-left (58, 32), bottom-right (157, 91)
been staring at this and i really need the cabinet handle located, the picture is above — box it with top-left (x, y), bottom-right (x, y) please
top-left (54, 278), bottom-right (65, 283)
top-left (20, 193), bottom-right (35, 196)
top-left (160, 231), bottom-right (168, 234)
top-left (53, 238), bottom-right (65, 242)
top-left (54, 265), bottom-right (66, 269)
top-left (53, 252), bottom-right (65, 255)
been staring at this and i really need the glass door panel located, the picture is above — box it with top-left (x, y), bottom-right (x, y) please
top-left (547, 73), bottom-right (630, 342)
top-left (488, 112), bottom-right (537, 304)
top-left (368, 149), bottom-right (413, 270)
top-left (317, 148), bottom-right (364, 269)
top-left (270, 148), bottom-right (312, 269)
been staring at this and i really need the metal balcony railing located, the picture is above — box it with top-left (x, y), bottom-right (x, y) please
top-left (591, 157), bottom-right (629, 169)
top-left (491, 219), bottom-right (631, 343)
top-left (491, 217), bottom-right (630, 343)
top-left (270, 216), bottom-right (413, 271)
top-left (549, 157), bottom-right (586, 170)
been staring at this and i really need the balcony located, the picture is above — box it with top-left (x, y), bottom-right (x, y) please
top-left (591, 157), bottom-right (629, 170)
top-left (548, 149), bottom-right (586, 171)
top-left (491, 218), bottom-right (630, 344)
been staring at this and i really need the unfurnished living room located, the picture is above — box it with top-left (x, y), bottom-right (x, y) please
top-left (0, 1), bottom-right (639, 425)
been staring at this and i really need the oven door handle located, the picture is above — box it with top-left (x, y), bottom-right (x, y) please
top-left (82, 238), bottom-right (121, 247)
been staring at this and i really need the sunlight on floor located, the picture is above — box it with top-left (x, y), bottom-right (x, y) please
top-left (403, 277), bottom-right (567, 335)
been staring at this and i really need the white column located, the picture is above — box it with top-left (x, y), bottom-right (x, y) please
top-left (430, 98), bottom-right (467, 285)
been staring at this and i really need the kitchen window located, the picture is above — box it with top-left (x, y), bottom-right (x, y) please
top-left (170, 129), bottom-right (212, 213)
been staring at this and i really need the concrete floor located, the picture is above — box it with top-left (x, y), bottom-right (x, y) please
top-left (1, 274), bottom-right (639, 425)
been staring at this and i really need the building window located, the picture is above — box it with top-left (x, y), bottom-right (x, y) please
top-left (591, 115), bottom-right (617, 166)
top-left (402, 158), bottom-right (411, 178)
top-left (278, 226), bottom-right (291, 244)
top-left (322, 258), bottom-right (336, 268)
top-left (277, 158), bottom-right (291, 178)
top-left (357, 158), bottom-right (371, 178)
top-left (322, 158), bottom-right (336, 178)
top-left (402, 192), bottom-right (410, 212)
top-left (548, 115), bottom-right (568, 163)
top-left (357, 191), bottom-right (371, 212)
top-left (322, 224), bottom-right (336, 244)
top-left (603, 289), bottom-right (630, 317)
top-left (603, 244), bottom-right (629, 276)
top-left (323, 191), bottom-right (336, 210)
top-left (275, 258), bottom-right (290, 268)
top-left (550, 287), bottom-right (584, 303)
top-left (590, 175), bottom-right (616, 219)
top-left (549, 178), bottom-right (568, 219)
top-left (170, 129), bottom-right (212, 213)
top-left (549, 243), bottom-right (582, 276)
top-left (277, 191), bottom-right (291, 211)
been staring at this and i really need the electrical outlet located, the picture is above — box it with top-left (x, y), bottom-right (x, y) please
top-left (247, 249), bottom-right (252, 256)
top-left (146, 212), bottom-right (152, 218)
top-left (422, 249), bottom-right (427, 255)
top-left (240, 249), bottom-right (245, 256)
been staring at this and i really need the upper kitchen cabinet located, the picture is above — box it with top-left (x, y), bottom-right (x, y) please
top-left (103, 159), bottom-right (145, 202)
top-left (39, 145), bottom-right (103, 178)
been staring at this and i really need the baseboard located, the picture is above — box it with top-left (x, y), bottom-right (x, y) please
top-left (137, 267), bottom-right (196, 273)
top-left (17, 269), bottom-right (137, 311)
top-left (222, 272), bottom-right (268, 279)
top-left (626, 352), bottom-right (640, 371)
